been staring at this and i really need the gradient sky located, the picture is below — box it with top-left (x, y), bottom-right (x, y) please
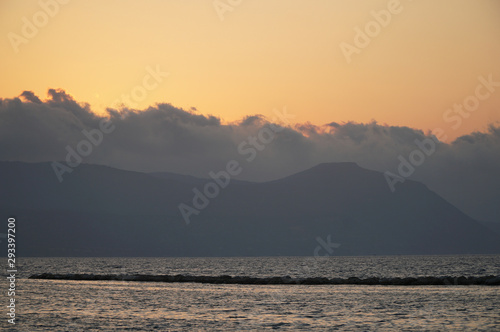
top-left (1, 0), bottom-right (499, 141)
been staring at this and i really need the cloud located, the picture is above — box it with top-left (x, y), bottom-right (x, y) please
top-left (238, 115), bottom-right (265, 126)
top-left (20, 91), bottom-right (42, 104)
top-left (0, 89), bottom-right (499, 222)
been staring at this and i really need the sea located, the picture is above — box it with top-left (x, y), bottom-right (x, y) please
top-left (1, 255), bottom-right (500, 331)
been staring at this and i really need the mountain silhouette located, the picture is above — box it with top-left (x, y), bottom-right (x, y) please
top-left (1, 161), bottom-right (498, 256)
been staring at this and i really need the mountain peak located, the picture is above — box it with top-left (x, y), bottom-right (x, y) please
top-left (310, 162), bottom-right (361, 171)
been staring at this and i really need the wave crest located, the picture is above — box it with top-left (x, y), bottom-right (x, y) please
top-left (29, 273), bottom-right (500, 285)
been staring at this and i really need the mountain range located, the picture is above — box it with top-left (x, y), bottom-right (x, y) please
top-left (1, 161), bottom-right (499, 256)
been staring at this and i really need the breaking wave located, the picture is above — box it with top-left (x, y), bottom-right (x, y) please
top-left (29, 273), bottom-right (500, 285)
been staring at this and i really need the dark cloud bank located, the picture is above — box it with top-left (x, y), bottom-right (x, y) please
top-left (1, 90), bottom-right (499, 223)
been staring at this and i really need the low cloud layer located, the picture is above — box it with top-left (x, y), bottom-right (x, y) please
top-left (1, 90), bottom-right (499, 223)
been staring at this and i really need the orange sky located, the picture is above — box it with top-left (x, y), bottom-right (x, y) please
top-left (1, 0), bottom-right (499, 141)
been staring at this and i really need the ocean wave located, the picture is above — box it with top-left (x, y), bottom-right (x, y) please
top-left (28, 273), bottom-right (500, 285)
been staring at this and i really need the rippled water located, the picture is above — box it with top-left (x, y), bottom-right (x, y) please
top-left (15, 255), bottom-right (500, 278)
top-left (2, 256), bottom-right (500, 331)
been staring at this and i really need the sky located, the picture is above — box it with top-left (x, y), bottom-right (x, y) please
top-left (1, 1), bottom-right (500, 224)
top-left (1, 0), bottom-right (500, 141)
